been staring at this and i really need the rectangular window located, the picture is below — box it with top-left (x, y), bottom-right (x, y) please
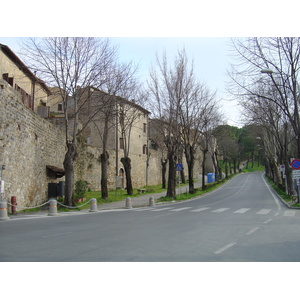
top-left (58, 103), bottom-right (63, 111)
top-left (143, 123), bottom-right (147, 133)
top-left (143, 145), bottom-right (148, 155)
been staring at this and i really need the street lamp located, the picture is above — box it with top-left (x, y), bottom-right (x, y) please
top-left (261, 69), bottom-right (274, 74)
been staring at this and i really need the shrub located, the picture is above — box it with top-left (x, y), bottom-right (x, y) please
top-left (74, 180), bottom-right (89, 199)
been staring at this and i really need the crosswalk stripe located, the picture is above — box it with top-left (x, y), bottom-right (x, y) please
top-left (233, 208), bottom-right (251, 214)
top-left (190, 207), bottom-right (211, 212)
top-left (170, 207), bottom-right (192, 212)
top-left (256, 209), bottom-right (271, 215)
top-left (283, 210), bottom-right (295, 217)
top-left (152, 207), bottom-right (172, 211)
top-left (134, 207), bottom-right (155, 211)
top-left (212, 208), bottom-right (230, 213)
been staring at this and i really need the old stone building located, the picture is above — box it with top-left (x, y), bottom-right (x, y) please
top-left (0, 43), bottom-right (214, 210)
top-left (0, 43), bottom-right (51, 111)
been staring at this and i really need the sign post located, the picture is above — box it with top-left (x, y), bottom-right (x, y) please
top-left (291, 160), bottom-right (300, 203)
top-left (176, 164), bottom-right (183, 198)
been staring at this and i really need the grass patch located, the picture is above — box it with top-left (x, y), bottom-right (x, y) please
top-left (265, 175), bottom-right (294, 203)
top-left (242, 165), bottom-right (265, 173)
top-left (158, 174), bottom-right (237, 203)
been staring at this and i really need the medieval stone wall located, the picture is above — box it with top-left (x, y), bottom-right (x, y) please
top-left (0, 79), bottom-right (66, 209)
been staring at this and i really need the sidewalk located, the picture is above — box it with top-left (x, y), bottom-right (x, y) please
top-left (6, 180), bottom-right (203, 220)
top-left (96, 179), bottom-right (203, 210)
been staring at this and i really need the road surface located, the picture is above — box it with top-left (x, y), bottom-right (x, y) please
top-left (1, 172), bottom-right (299, 261)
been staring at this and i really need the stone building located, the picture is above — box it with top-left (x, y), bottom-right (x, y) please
top-left (0, 43), bottom-right (51, 111)
top-left (55, 86), bottom-right (152, 190)
top-left (0, 43), bottom-right (214, 210)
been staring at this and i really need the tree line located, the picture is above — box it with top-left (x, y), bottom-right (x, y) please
top-left (228, 37), bottom-right (300, 196)
top-left (18, 37), bottom-right (264, 206)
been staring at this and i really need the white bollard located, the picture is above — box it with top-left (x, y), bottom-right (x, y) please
top-left (125, 197), bottom-right (132, 209)
top-left (0, 201), bottom-right (9, 221)
top-left (89, 198), bottom-right (98, 212)
top-left (48, 199), bottom-right (58, 216)
top-left (149, 196), bottom-right (156, 207)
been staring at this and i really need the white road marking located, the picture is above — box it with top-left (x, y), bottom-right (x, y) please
top-left (246, 227), bottom-right (260, 235)
top-left (134, 207), bottom-right (155, 211)
top-left (233, 208), bottom-right (251, 214)
top-left (42, 232), bottom-right (72, 239)
top-left (264, 218), bottom-right (273, 224)
top-left (256, 209), bottom-right (271, 215)
top-left (152, 207), bottom-right (172, 211)
top-left (214, 242), bottom-right (236, 254)
top-left (170, 207), bottom-right (192, 212)
top-left (212, 208), bottom-right (230, 213)
top-left (190, 207), bottom-right (211, 212)
top-left (283, 210), bottom-right (295, 217)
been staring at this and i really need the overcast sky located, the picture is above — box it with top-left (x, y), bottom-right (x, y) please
top-left (1, 1), bottom-right (298, 130)
top-left (0, 36), bottom-right (241, 126)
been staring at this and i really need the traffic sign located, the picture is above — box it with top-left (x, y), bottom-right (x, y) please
top-left (176, 164), bottom-right (183, 171)
top-left (292, 170), bottom-right (300, 179)
top-left (291, 159), bottom-right (300, 170)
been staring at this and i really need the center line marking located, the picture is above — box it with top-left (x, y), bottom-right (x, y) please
top-left (42, 232), bottom-right (72, 239)
top-left (246, 227), bottom-right (260, 235)
top-left (214, 242), bottom-right (236, 254)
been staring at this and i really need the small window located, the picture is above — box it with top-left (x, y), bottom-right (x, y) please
top-left (143, 144), bottom-right (148, 155)
top-left (143, 123), bottom-right (147, 133)
top-left (58, 103), bottom-right (63, 111)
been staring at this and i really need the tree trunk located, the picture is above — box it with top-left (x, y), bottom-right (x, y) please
top-left (166, 153), bottom-right (176, 198)
top-left (63, 142), bottom-right (77, 206)
top-left (161, 158), bottom-right (167, 189)
top-left (100, 151), bottom-right (109, 199)
top-left (185, 145), bottom-right (195, 194)
top-left (121, 156), bottom-right (133, 195)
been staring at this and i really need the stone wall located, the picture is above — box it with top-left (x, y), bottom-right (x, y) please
top-left (0, 78), bottom-right (208, 211)
top-left (0, 79), bottom-right (66, 209)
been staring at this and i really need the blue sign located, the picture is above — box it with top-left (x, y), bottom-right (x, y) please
top-left (176, 164), bottom-right (183, 171)
top-left (291, 159), bottom-right (300, 170)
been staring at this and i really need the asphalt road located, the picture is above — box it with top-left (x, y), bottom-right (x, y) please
top-left (1, 172), bottom-right (300, 262)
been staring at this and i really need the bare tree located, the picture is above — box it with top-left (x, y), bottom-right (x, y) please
top-left (180, 82), bottom-right (219, 193)
top-left (20, 37), bottom-right (117, 205)
top-left (228, 37), bottom-right (300, 158)
top-left (82, 61), bottom-right (139, 199)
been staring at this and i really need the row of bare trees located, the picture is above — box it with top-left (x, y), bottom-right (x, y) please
top-left (228, 37), bottom-right (300, 195)
top-left (20, 38), bottom-right (226, 204)
top-left (20, 37), bottom-right (144, 205)
top-left (147, 49), bottom-right (222, 198)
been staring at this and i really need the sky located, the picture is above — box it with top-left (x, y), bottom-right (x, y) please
top-left (0, 36), bottom-right (241, 126)
top-left (2, 1), bottom-right (299, 130)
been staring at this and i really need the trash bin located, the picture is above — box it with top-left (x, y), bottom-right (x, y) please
top-left (207, 173), bottom-right (215, 183)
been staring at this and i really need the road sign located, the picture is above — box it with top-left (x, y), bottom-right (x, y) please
top-left (176, 164), bottom-right (183, 171)
top-left (292, 170), bottom-right (300, 179)
top-left (291, 159), bottom-right (300, 170)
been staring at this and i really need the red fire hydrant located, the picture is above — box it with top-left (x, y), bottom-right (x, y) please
top-left (11, 196), bottom-right (17, 214)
